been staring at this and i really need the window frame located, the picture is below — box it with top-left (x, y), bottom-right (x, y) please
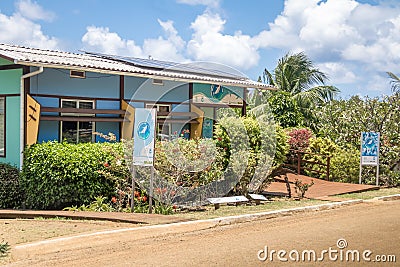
top-left (60, 99), bottom-right (95, 143)
top-left (146, 103), bottom-right (171, 137)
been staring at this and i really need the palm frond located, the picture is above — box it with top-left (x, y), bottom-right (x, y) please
top-left (387, 72), bottom-right (400, 93)
top-left (293, 85), bottom-right (340, 107)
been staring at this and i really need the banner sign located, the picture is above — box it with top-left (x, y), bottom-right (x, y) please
top-left (193, 83), bottom-right (243, 105)
top-left (133, 108), bottom-right (156, 166)
top-left (360, 132), bottom-right (380, 166)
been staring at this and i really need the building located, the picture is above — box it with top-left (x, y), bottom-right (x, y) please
top-left (0, 43), bottom-right (273, 168)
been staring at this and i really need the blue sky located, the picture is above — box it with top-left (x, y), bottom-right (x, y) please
top-left (0, 0), bottom-right (399, 97)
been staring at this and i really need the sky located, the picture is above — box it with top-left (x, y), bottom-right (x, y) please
top-left (0, 0), bottom-right (399, 97)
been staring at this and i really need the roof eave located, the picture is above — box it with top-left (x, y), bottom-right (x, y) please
top-left (14, 60), bottom-right (276, 90)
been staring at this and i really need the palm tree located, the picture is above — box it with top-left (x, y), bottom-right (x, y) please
top-left (387, 72), bottom-right (400, 93)
top-left (263, 52), bottom-right (339, 105)
top-left (260, 52), bottom-right (339, 129)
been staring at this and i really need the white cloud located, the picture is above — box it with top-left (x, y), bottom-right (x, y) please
top-left (142, 20), bottom-right (186, 62)
top-left (318, 62), bottom-right (357, 84)
top-left (365, 73), bottom-right (391, 93)
top-left (81, 12), bottom-right (261, 69)
top-left (253, 0), bottom-right (400, 66)
top-left (16, 0), bottom-right (55, 21)
top-left (252, 0), bottom-right (400, 95)
top-left (81, 26), bottom-right (143, 57)
top-left (187, 12), bottom-right (259, 69)
top-left (81, 20), bottom-right (187, 62)
top-left (0, 14), bottom-right (58, 50)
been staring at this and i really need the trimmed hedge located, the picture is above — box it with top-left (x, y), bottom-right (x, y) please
top-left (21, 141), bottom-right (122, 210)
top-left (0, 163), bottom-right (22, 209)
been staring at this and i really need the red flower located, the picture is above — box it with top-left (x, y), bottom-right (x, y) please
top-left (111, 196), bottom-right (117, 203)
top-left (217, 137), bottom-right (222, 141)
top-left (173, 205), bottom-right (177, 210)
top-left (142, 196), bottom-right (147, 202)
top-left (104, 162), bottom-right (110, 168)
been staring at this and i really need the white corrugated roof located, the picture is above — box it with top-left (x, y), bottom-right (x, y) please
top-left (0, 43), bottom-right (274, 90)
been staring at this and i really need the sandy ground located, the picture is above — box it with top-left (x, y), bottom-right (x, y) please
top-left (4, 199), bottom-right (399, 267)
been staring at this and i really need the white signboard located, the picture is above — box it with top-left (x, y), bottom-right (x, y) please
top-left (360, 132), bottom-right (380, 166)
top-left (133, 108), bottom-right (156, 166)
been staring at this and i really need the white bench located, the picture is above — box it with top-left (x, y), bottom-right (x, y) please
top-left (207, 196), bottom-right (249, 210)
top-left (248, 194), bottom-right (268, 205)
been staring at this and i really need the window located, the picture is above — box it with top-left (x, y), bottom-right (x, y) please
top-left (60, 99), bottom-right (94, 143)
top-left (70, 70), bottom-right (86, 79)
top-left (146, 103), bottom-right (170, 138)
top-left (152, 79), bottom-right (164, 85)
top-left (0, 97), bottom-right (4, 156)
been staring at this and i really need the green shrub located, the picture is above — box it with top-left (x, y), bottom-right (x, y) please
top-left (0, 241), bottom-right (10, 257)
top-left (0, 163), bottom-right (22, 209)
top-left (294, 179), bottom-right (314, 198)
top-left (304, 137), bottom-right (360, 183)
top-left (21, 141), bottom-right (123, 210)
top-left (214, 116), bottom-right (289, 194)
top-left (155, 138), bottom-right (225, 189)
top-left (267, 91), bottom-right (304, 128)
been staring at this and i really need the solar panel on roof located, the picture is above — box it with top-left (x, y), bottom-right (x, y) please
top-left (82, 51), bottom-right (247, 80)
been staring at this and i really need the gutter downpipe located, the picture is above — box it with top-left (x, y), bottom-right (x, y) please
top-left (19, 66), bottom-right (43, 169)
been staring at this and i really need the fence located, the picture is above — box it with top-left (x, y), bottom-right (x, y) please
top-left (284, 150), bottom-right (331, 181)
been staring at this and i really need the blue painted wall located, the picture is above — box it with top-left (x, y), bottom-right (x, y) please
top-left (38, 121), bottom-right (59, 142)
top-left (30, 68), bottom-right (119, 98)
top-left (28, 67), bottom-right (244, 145)
top-left (95, 122), bottom-right (120, 142)
top-left (96, 100), bottom-right (120, 117)
top-left (125, 77), bottom-right (189, 103)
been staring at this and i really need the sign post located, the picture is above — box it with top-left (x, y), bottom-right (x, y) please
top-left (359, 132), bottom-right (380, 185)
top-left (131, 108), bottom-right (157, 213)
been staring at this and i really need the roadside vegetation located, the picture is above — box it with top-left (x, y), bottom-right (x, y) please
top-left (0, 51), bottom-right (398, 216)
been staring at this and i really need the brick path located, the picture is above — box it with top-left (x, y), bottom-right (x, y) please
top-left (265, 173), bottom-right (379, 199)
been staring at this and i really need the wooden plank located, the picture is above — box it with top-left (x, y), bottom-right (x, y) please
top-left (207, 196), bottom-right (248, 204)
top-left (121, 100), bottom-right (135, 140)
top-left (158, 119), bottom-right (199, 124)
top-left (249, 194), bottom-right (268, 205)
top-left (302, 159), bottom-right (327, 166)
top-left (0, 64), bottom-right (23, 70)
top-left (41, 116), bottom-right (128, 122)
top-left (248, 194), bottom-right (268, 201)
top-left (207, 196), bottom-right (248, 210)
top-left (157, 112), bottom-right (199, 118)
top-left (190, 104), bottom-right (204, 138)
top-left (26, 94), bottom-right (41, 145)
top-left (41, 107), bottom-right (128, 115)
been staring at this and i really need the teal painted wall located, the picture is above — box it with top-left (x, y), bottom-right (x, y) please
top-left (0, 58), bottom-right (22, 167)
top-left (0, 96), bottom-right (21, 168)
top-left (0, 58), bottom-right (22, 94)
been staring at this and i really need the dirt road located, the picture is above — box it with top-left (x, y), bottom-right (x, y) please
top-left (8, 200), bottom-right (400, 266)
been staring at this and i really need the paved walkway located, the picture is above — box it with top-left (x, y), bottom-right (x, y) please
top-left (0, 209), bottom-right (188, 224)
top-left (265, 173), bottom-right (379, 199)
